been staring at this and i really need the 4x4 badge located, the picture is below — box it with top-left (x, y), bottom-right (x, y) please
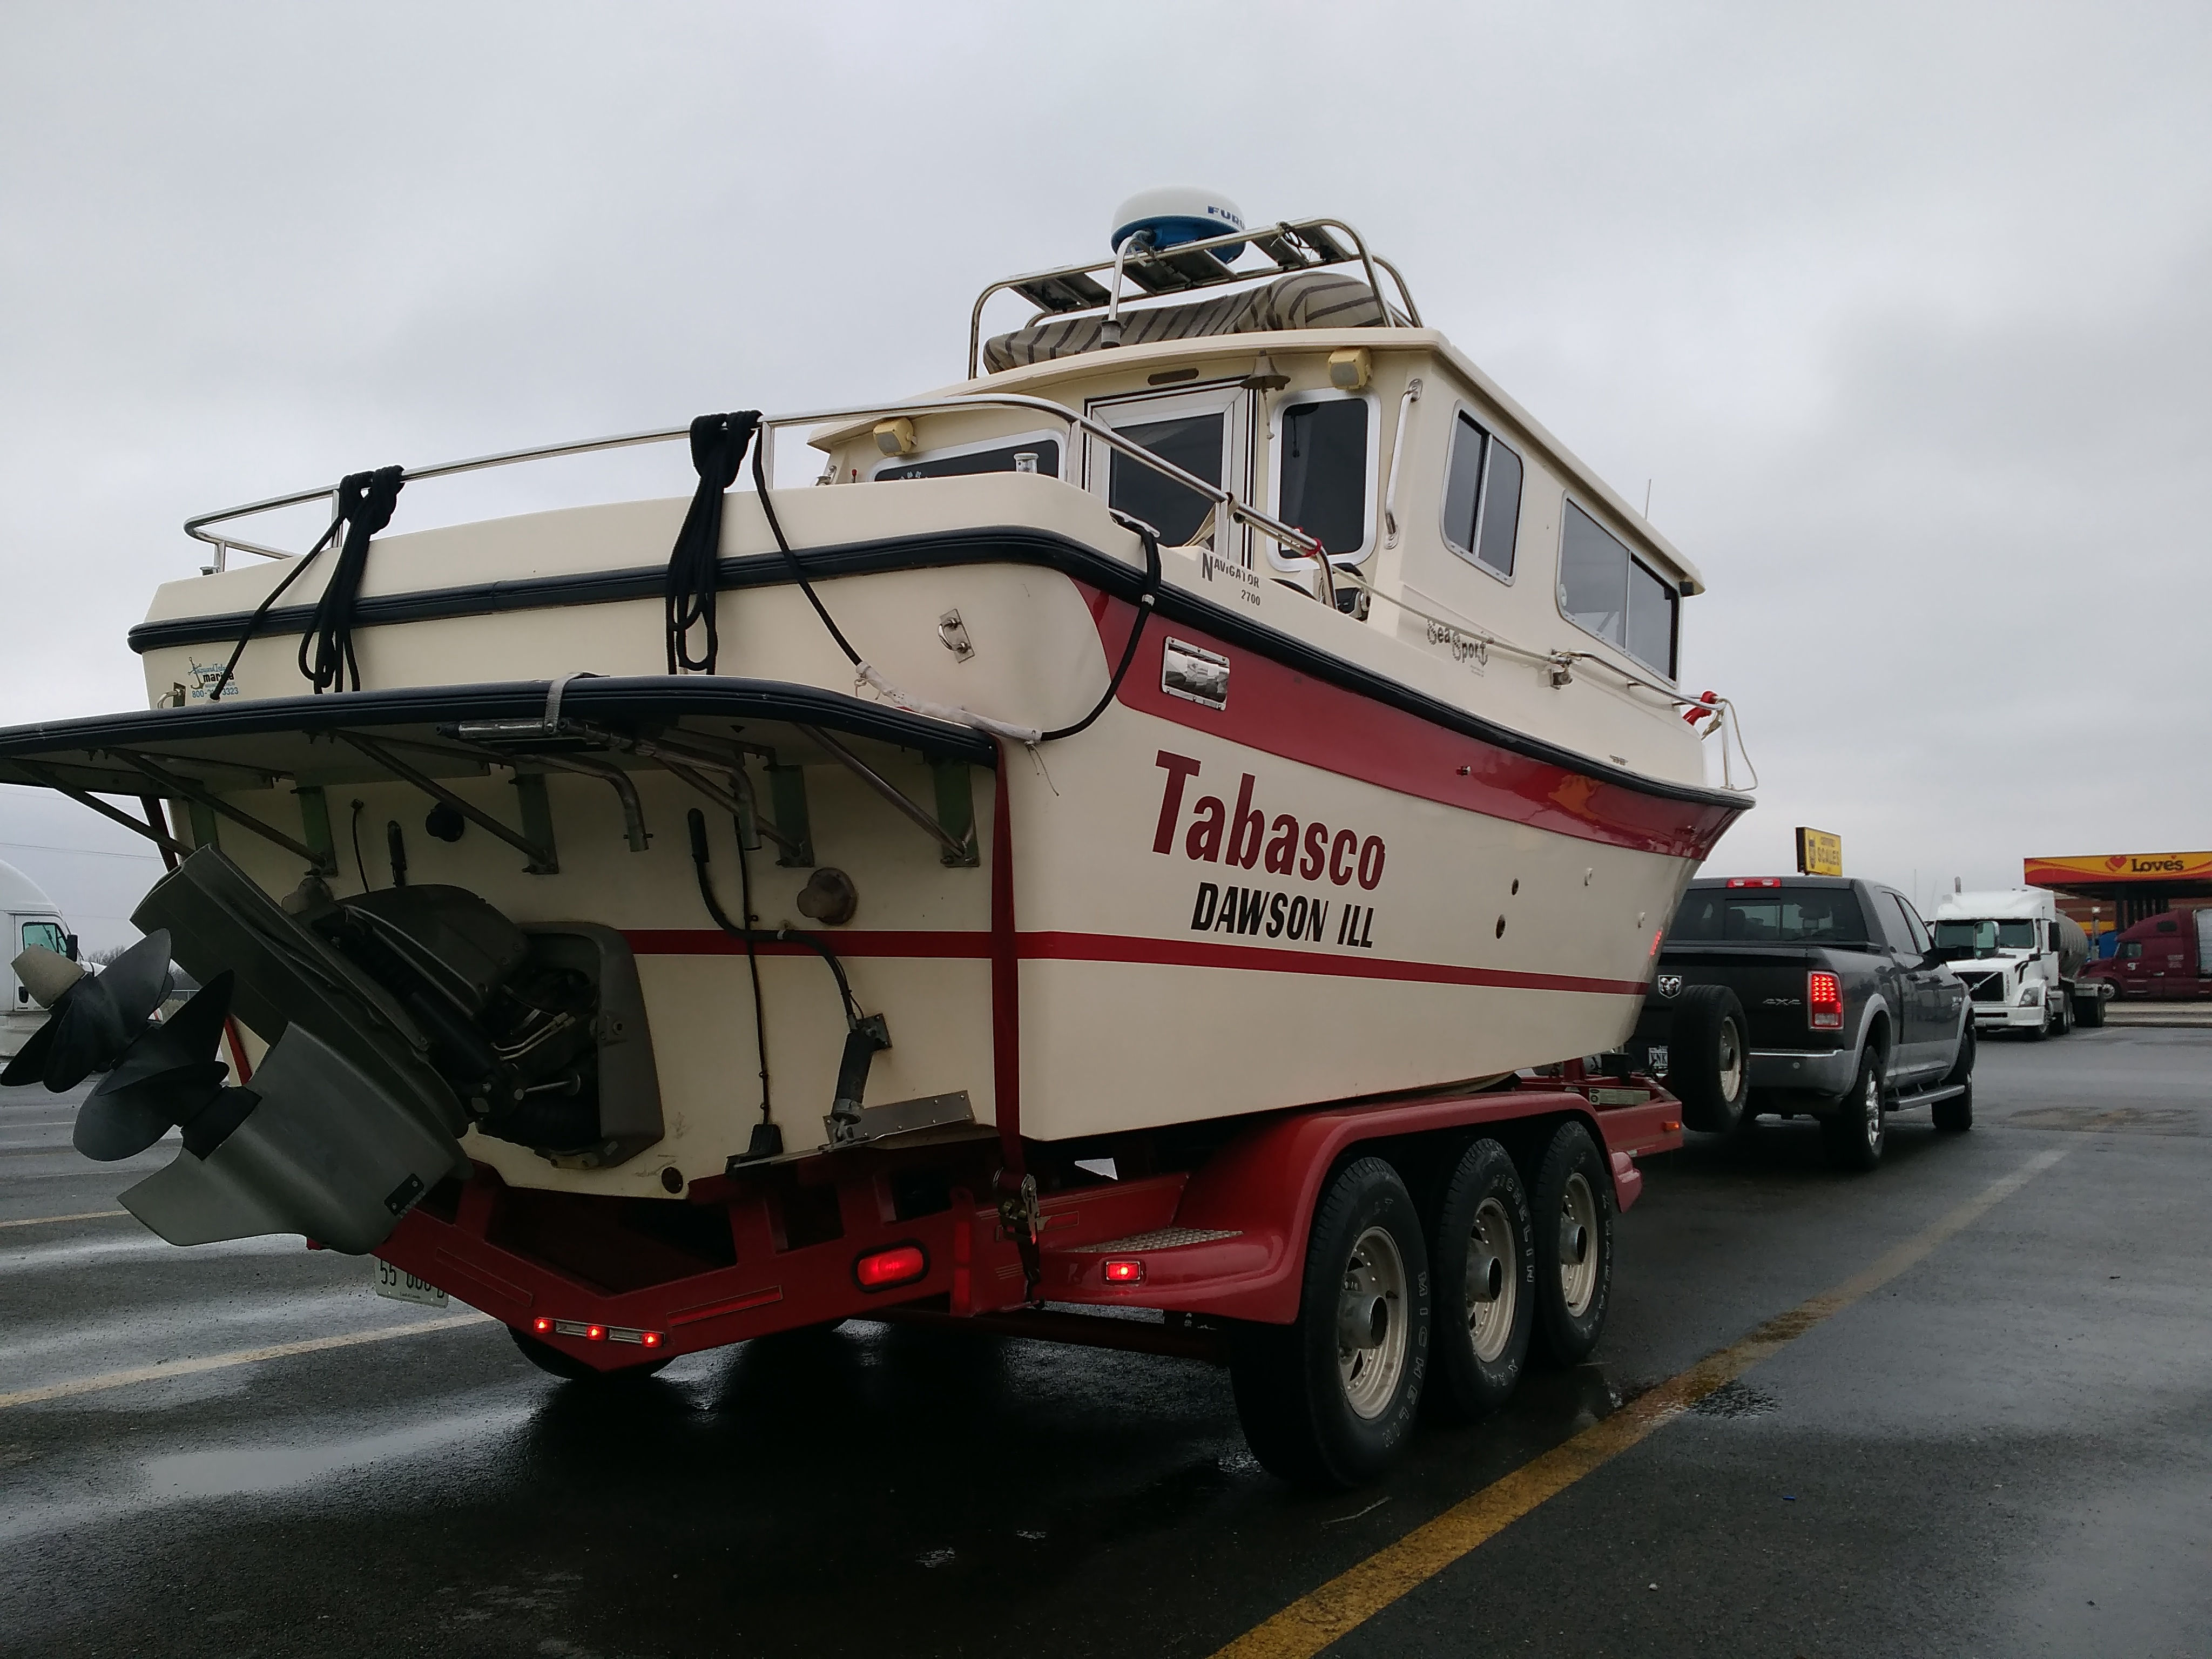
top-left (1656, 974), bottom-right (1683, 998)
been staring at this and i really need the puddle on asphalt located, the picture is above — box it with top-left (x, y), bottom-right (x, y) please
top-left (138, 1404), bottom-right (530, 1500)
top-left (2004, 1105), bottom-right (2206, 1136)
top-left (1688, 1379), bottom-right (1779, 1419)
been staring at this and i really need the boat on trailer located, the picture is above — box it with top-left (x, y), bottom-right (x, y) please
top-left (2, 192), bottom-right (1752, 1485)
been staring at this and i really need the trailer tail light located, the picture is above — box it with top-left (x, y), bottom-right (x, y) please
top-left (1808, 972), bottom-right (1844, 1029)
top-left (532, 1317), bottom-right (553, 1335)
top-left (1103, 1259), bottom-right (1144, 1285)
top-left (1727, 877), bottom-right (1784, 888)
top-left (854, 1243), bottom-right (928, 1291)
top-left (585, 1325), bottom-right (607, 1342)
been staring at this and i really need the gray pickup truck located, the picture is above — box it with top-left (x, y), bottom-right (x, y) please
top-left (1628, 875), bottom-right (1974, 1170)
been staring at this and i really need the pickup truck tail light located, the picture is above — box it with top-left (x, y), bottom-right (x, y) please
top-left (1808, 971), bottom-right (1844, 1029)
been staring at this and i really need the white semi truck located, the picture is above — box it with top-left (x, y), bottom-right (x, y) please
top-left (1931, 888), bottom-right (2109, 1036)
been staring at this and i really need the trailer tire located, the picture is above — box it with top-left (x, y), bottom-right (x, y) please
top-left (1529, 1121), bottom-right (1614, 1367)
top-left (1229, 1156), bottom-right (1431, 1490)
top-left (1822, 1048), bottom-right (1887, 1171)
top-left (2074, 990), bottom-right (2105, 1029)
top-left (508, 1324), bottom-right (671, 1382)
top-left (1669, 985), bottom-right (1750, 1134)
top-left (1424, 1138), bottom-right (1535, 1421)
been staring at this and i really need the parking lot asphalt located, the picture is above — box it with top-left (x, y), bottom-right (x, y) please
top-left (2, 1028), bottom-right (2206, 1658)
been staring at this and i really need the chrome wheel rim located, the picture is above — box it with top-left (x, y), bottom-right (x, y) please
top-left (1465, 1196), bottom-right (1520, 1363)
top-left (1717, 1019), bottom-right (1744, 1102)
top-left (1556, 1174), bottom-right (1599, 1317)
top-left (1336, 1224), bottom-right (1410, 1420)
top-left (1862, 1067), bottom-right (1884, 1152)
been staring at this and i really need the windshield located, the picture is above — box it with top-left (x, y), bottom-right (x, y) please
top-left (1669, 886), bottom-right (1869, 945)
top-left (1932, 920), bottom-right (2036, 954)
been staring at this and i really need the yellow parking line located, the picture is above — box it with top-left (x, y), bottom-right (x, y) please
top-left (1212, 1146), bottom-right (2070, 1659)
top-left (0, 1209), bottom-right (129, 1230)
top-left (0, 1314), bottom-right (490, 1411)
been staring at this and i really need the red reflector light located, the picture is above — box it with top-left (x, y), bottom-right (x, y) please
top-left (1102, 1259), bottom-right (1144, 1285)
top-left (1662, 1120), bottom-right (1681, 1133)
top-left (640, 1331), bottom-right (663, 1348)
top-left (532, 1316), bottom-right (552, 1335)
top-left (1727, 877), bottom-right (1784, 888)
top-left (1808, 971), bottom-right (1844, 1029)
top-left (854, 1244), bottom-right (928, 1291)
top-left (585, 1324), bottom-right (606, 1342)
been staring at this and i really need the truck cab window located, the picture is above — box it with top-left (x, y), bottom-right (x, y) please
top-left (19, 921), bottom-right (65, 955)
top-left (1276, 397), bottom-right (1371, 559)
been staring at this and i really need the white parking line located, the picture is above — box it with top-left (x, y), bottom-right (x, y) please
top-left (0, 1209), bottom-right (128, 1230)
top-left (0, 1314), bottom-right (491, 1411)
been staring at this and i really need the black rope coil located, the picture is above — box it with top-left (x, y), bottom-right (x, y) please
top-left (665, 412), bottom-right (761, 675)
top-left (207, 464), bottom-right (403, 702)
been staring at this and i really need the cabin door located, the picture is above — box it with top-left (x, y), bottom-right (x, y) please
top-left (1082, 381), bottom-right (1259, 569)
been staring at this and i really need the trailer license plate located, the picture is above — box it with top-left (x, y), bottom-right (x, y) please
top-left (373, 1259), bottom-right (447, 1309)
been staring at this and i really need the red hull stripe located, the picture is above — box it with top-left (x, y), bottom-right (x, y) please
top-left (623, 928), bottom-right (1644, 997)
top-left (1083, 588), bottom-right (1739, 859)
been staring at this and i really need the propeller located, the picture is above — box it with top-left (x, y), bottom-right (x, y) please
top-left (73, 972), bottom-right (239, 1162)
top-left (1, 929), bottom-right (176, 1092)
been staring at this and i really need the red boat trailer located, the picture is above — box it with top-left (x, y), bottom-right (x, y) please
top-left (376, 1065), bottom-right (1681, 1373)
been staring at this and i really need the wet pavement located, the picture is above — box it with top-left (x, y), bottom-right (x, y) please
top-left (2, 1029), bottom-right (2207, 1657)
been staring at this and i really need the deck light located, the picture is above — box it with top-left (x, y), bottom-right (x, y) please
top-left (873, 417), bottom-right (917, 456)
top-left (854, 1243), bottom-right (928, 1290)
top-left (1103, 1259), bottom-right (1144, 1285)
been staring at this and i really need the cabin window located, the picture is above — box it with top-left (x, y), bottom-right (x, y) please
top-left (1559, 501), bottom-right (1678, 678)
top-left (1274, 396), bottom-right (1372, 561)
top-left (18, 920), bottom-right (65, 955)
top-left (1086, 383), bottom-right (1250, 550)
top-left (1441, 412), bottom-right (1523, 579)
top-left (876, 436), bottom-right (1062, 483)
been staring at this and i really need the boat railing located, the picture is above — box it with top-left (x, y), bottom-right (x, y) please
top-left (181, 393), bottom-right (1333, 601)
top-left (966, 217), bottom-right (1423, 379)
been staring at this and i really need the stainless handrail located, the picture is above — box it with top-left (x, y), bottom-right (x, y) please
top-left (180, 392), bottom-right (1332, 583)
top-left (966, 217), bottom-right (1421, 379)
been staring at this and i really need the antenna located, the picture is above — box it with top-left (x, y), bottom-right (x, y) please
top-left (1643, 479), bottom-right (1653, 517)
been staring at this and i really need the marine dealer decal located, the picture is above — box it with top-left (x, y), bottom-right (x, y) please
top-left (1153, 751), bottom-right (1384, 950)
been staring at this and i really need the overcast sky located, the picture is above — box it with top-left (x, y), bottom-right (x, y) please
top-left (4, 1), bottom-right (2209, 946)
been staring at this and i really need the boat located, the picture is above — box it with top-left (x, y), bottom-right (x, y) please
top-left (0, 192), bottom-right (1752, 1438)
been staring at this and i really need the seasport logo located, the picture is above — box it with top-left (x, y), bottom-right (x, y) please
top-left (1152, 752), bottom-right (1385, 953)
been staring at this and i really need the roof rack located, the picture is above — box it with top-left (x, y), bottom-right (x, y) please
top-left (967, 217), bottom-right (1422, 379)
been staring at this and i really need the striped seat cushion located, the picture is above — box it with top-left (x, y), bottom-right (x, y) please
top-left (983, 272), bottom-right (1386, 373)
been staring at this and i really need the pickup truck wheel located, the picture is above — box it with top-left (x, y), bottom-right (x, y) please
top-left (1669, 984), bottom-right (1750, 1134)
top-left (1424, 1139), bottom-right (1535, 1421)
top-left (509, 1325), bottom-right (672, 1382)
top-left (1933, 1080), bottom-right (1974, 1132)
top-left (1229, 1156), bottom-right (1431, 1489)
top-left (1822, 1050), bottom-right (1887, 1171)
top-left (1529, 1121), bottom-right (1614, 1366)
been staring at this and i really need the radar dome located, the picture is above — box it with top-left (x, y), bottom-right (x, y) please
top-left (1109, 187), bottom-right (1245, 262)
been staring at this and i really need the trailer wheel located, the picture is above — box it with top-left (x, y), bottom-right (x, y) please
top-left (1229, 1156), bottom-right (1431, 1489)
top-left (2073, 990), bottom-right (2105, 1029)
top-left (1669, 984), bottom-right (1750, 1134)
top-left (1529, 1121), bottom-right (1614, 1367)
top-left (1822, 1049), bottom-right (1887, 1171)
top-left (1425, 1139), bottom-right (1535, 1421)
top-left (509, 1325), bottom-right (671, 1382)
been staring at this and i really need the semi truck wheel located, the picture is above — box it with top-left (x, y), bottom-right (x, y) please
top-left (1229, 1156), bottom-right (1431, 1489)
top-left (2074, 990), bottom-right (2105, 1028)
top-left (1822, 1049), bottom-right (1887, 1171)
top-left (1529, 1121), bottom-right (1614, 1366)
top-left (509, 1324), bottom-right (671, 1382)
top-left (1425, 1138), bottom-right (1535, 1421)
top-left (1669, 984), bottom-right (1750, 1134)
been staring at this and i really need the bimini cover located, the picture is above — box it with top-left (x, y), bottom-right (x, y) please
top-left (983, 271), bottom-right (1385, 374)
